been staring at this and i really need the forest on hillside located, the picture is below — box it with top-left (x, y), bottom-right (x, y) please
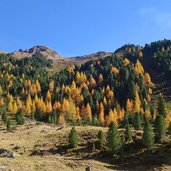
top-left (0, 40), bottom-right (171, 154)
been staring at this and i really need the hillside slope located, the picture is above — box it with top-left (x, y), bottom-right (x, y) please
top-left (114, 40), bottom-right (171, 103)
top-left (0, 121), bottom-right (171, 171)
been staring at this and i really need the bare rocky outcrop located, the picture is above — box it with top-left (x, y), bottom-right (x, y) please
top-left (0, 149), bottom-right (16, 158)
top-left (11, 45), bottom-right (62, 61)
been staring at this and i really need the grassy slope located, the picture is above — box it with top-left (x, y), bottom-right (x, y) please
top-left (0, 121), bottom-right (171, 171)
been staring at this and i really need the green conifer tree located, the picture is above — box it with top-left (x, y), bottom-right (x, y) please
top-left (107, 122), bottom-right (122, 154)
top-left (98, 130), bottom-right (106, 147)
top-left (125, 123), bottom-right (132, 142)
top-left (157, 96), bottom-right (167, 118)
top-left (69, 127), bottom-right (78, 148)
top-left (134, 113), bottom-right (142, 130)
top-left (7, 119), bottom-right (12, 131)
top-left (15, 109), bottom-right (25, 125)
top-left (143, 120), bottom-right (154, 149)
top-left (155, 115), bottom-right (166, 141)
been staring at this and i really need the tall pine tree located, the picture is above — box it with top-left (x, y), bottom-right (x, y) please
top-left (155, 115), bottom-right (166, 141)
top-left (107, 122), bottom-right (122, 154)
top-left (143, 120), bottom-right (154, 149)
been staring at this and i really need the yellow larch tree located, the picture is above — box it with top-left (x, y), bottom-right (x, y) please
top-left (46, 91), bottom-right (51, 102)
top-left (49, 80), bottom-right (54, 93)
top-left (106, 109), bottom-right (115, 126)
top-left (134, 90), bottom-right (141, 113)
top-left (134, 59), bottom-right (144, 75)
top-left (35, 79), bottom-right (41, 93)
top-left (138, 49), bottom-right (143, 58)
top-left (13, 101), bottom-right (18, 114)
top-left (144, 72), bottom-right (154, 86)
top-left (118, 108), bottom-right (125, 122)
top-left (126, 98), bottom-right (133, 113)
top-left (68, 101), bottom-right (77, 121)
top-left (53, 101), bottom-right (61, 112)
top-left (113, 108), bottom-right (119, 127)
top-left (123, 58), bottom-right (130, 66)
top-left (98, 74), bottom-right (103, 84)
top-left (76, 107), bottom-right (81, 120)
top-left (25, 100), bottom-right (32, 116)
top-left (85, 103), bottom-right (92, 121)
top-left (144, 107), bottom-right (151, 120)
top-left (98, 102), bottom-right (105, 126)
top-left (89, 75), bottom-right (96, 88)
top-left (61, 98), bottom-right (70, 116)
top-left (17, 97), bottom-right (23, 109)
top-left (46, 101), bottom-right (52, 114)
top-left (0, 86), bottom-right (3, 95)
top-left (0, 98), bottom-right (4, 106)
top-left (8, 100), bottom-right (13, 113)
top-left (110, 66), bottom-right (119, 75)
top-left (148, 88), bottom-right (153, 95)
top-left (103, 96), bottom-right (107, 107)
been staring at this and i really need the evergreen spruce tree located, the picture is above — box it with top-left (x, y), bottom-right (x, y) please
top-left (143, 120), bottom-right (154, 149)
top-left (52, 110), bottom-right (58, 125)
top-left (69, 127), bottom-right (78, 148)
top-left (125, 123), bottom-right (132, 142)
top-left (134, 113), bottom-right (142, 130)
top-left (157, 96), bottom-right (167, 118)
top-left (48, 115), bottom-right (52, 123)
top-left (155, 115), bottom-right (166, 141)
top-left (107, 122), bottom-right (122, 154)
top-left (7, 119), bottom-right (12, 131)
top-left (97, 130), bottom-right (106, 147)
top-left (128, 81), bottom-right (136, 99)
top-left (15, 109), bottom-right (25, 125)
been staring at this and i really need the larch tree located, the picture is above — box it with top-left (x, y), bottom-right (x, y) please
top-left (13, 101), bottom-right (18, 114)
top-left (98, 74), bottom-right (103, 85)
top-left (134, 59), bottom-right (144, 75)
top-left (144, 72), bottom-right (154, 86)
top-left (8, 100), bottom-right (13, 113)
top-left (99, 102), bottom-right (105, 126)
top-left (46, 101), bottom-right (52, 114)
top-left (0, 86), bottom-right (3, 95)
top-left (126, 98), bottom-right (133, 113)
top-left (106, 109), bottom-right (114, 126)
top-left (134, 90), bottom-right (141, 113)
top-left (85, 103), bottom-right (92, 121)
top-left (46, 91), bottom-right (51, 102)
top-left (89, 75), bottom-right (96, 88)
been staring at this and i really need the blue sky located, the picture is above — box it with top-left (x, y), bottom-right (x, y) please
top-left (0, 0), bottom-right (171, 57)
